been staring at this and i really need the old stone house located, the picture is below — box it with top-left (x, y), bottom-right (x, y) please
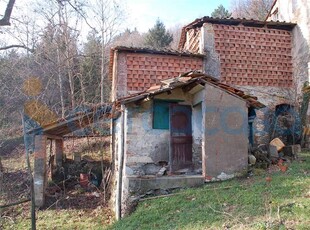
top-left (178, 17), bottom-right (300, 145)
top-left (110, 16), bottom-right (307, 217)
top-left (110, 68), bottom-right (263, 217)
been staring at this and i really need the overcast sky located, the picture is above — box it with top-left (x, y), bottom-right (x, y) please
top-left (125, 0), bottom-right (231, 32)
top-left (0, 0), bottom-right (232, 48)
top-left (0, 0), bottom-right (231, 33)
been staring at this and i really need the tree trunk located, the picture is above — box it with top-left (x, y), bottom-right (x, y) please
top-left (57, 44), bottom-right (65, 118)
top-left (100, 14), bottom-right (105, 104)
top-left (79, 73), bottom-right (86, 103)
top-left (63, 4), bottom-right (75, 109)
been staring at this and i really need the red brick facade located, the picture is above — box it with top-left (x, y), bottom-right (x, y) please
top-left (213, 24), bottom-right (293, 87)
top-left (125, 53), bottom-right (203, 92)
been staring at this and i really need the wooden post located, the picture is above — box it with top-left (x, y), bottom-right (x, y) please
top-left (33, 135), bottom-right (47, 207)
top-left (55, 139), bottom-right (64, 167)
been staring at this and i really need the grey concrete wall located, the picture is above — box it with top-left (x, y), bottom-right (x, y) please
top-left (124, 88), bottom-right (194, 176)
top-left (201, 23), bottom-right (221, 79)
top-left (112, 116), bottom-right (123, 218)
top-left (112, 52), bottom-right (127, 101)
top-left (125, 101), bottom-right (170, 175)
top-left (192, 103), bottom-right (203, 171)
top-left (192, 90), bottom-right (205, 171)
top-left (237, 85), bottom-right (295, 144)
top-left (203, 84), bottom-right (248, 178)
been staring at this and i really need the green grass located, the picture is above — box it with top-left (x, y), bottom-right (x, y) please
top-left (109, 152), bottom-right (310, 230)
top-left (1, 152), bottom-right (310, 229)
top-left (1, 208), bottom-right (113, 230)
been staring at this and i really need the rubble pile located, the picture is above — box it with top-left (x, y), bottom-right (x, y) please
top-left (249, 137), bottom-right (300, 169)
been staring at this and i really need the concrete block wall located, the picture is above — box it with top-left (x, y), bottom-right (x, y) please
top-left (126, 53), bottom-right (203, 92)
top-left (112, 51), bottom-right (203, 100)
top-left (212, 24), bottom-right (293, 87)
top-left (267, 0), bottom-right (310, 100)
top-left (198, 23), bottom-right (296, 146)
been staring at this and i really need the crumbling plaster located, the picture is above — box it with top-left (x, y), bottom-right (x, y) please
top-left (199, 22), bottom-right (296, 145)
top-left (203, 84), bottom-right (248, 177)
top-left (237, 85), bottom-right (295, 144)
top-left (268, 0), bottom-right (310, 94)
top-left (124, 88), bottom-right (196, 176)
top-left (201, 23), bottom-right (221, 79)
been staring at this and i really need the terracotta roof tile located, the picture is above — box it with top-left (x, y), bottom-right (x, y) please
top-left (118, 70), bottom-right (265, 109)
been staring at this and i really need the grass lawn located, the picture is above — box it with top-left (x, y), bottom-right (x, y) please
top-left (109, 152), bottom-right (310, 230)
top-left (1, 150), bottom-right (310, 229)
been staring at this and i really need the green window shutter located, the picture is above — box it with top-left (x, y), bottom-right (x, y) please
top-left (153, 101), bottom-right (169, 129)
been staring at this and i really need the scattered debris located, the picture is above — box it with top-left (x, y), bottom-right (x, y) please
top-left (250, 137), bottom-right (301, 173)
top-left (269, 144), bottom-right (279, 159)
top-left (217, 172), bottom-right (234, 180)
top-left (142, 163), bottom-right (162, 175)
top-left (92, 191), bottom-right (100, 198)
top-left (156, 167), bottom-right (167, 177)
top-left (252, 145), bottom-right (271, 168)
top-left (270, 138), bottom-right (285, 152)
top-left (248, 154), bottom-right (256, 165)
top-left (277, 159), bottom-right (288, 172)
top-left (80, 173), bottom-right (89, 188)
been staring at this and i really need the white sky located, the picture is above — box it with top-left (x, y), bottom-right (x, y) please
top-left (125, 0), bottom-right (231, 32)
top-left (0, 0), bottom-right (231, 48)
top-left (1, 0), bottom-right (231, 31)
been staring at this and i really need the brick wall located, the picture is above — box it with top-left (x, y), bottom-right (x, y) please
top-left (212, 24), bottom-right (293, 87)
top-left (125, 53), bottom-right (203, 92)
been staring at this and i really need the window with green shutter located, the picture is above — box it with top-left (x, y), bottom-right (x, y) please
top-left (153, 100), bottom-right (170, 129)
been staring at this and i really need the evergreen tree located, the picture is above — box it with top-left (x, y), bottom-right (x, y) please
top-left (144, 19), bottom-right (173, 49)
top-left (211, 4), bottom-right (232, 19)
top-left (79, 29), bottom-right (102, 104)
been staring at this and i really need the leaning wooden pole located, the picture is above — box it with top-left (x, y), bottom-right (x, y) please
top-left (22, 114), bottom-right (36, 230)
top-left (26, 151), bottom-right (36, 230)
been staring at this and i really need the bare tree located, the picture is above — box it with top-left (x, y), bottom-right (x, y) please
top-left (90, 0), bottom-right (125, 103)
top-left (169, 24), bottom-right (183, 50)
top-left (112, 28), bottom-right (145, 47)
top-left (230, 0), bottom-right (273, 20)
top-left (0, 0), bottom-right (38, 52)
top-left (33, 0), bottom-right (86, 116)
top-left (0, 0), bottom-right (15, 26)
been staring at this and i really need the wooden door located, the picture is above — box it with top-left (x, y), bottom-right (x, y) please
top-left (169, 104), bottom-right (192, 172)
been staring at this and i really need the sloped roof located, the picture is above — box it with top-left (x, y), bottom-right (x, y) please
top-left (25, 104), bottom-right (112, 136)
top-left (178, 16), bottom-right (296, 50)
top-left (117, 71), bottom-right (265, 109)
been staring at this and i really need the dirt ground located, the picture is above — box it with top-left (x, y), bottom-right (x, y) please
top-left (0, 136), bottom-right (114, 228)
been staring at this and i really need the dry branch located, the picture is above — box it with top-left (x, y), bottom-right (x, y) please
top-left (0, 45), bottom-right (34, 52)
top-left (0, 198), bottom-right (30, 209)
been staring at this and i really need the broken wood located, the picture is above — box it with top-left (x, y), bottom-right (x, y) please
top-left (270, 138), bottom-right (285, 152)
